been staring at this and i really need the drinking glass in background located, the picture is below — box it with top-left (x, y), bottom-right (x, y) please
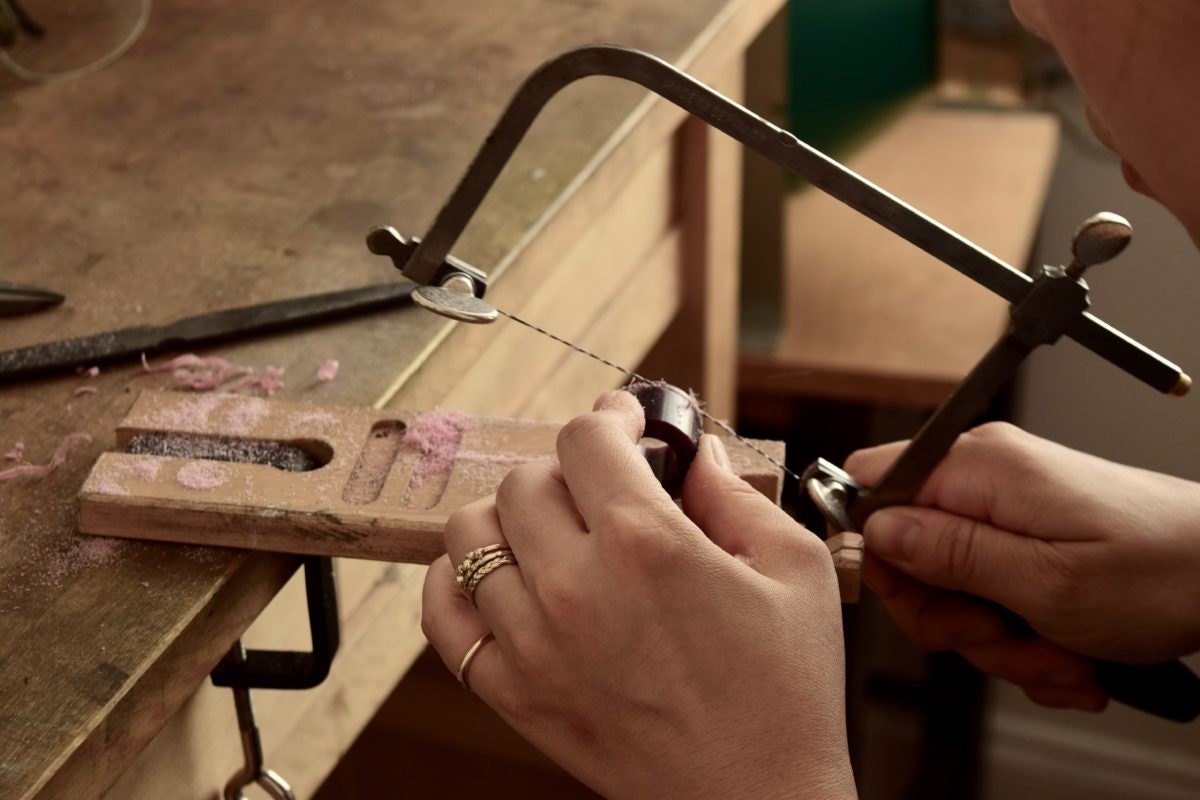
top-left (0, 0), bottom-right (150, 82)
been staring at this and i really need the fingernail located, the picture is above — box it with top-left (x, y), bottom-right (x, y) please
top-left (864, 509), bottom-right (919, 564)
top-left (593, 390), bottom-right (625, 411)
top-left (701, 434), bottom-right (732, 471)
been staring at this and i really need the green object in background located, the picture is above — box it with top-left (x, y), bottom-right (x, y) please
top-left (788, 0), bottom-right (936, 157)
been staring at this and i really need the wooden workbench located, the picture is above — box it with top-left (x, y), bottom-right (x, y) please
top-left (739, 105), bottom-right (1059, 409)
top-left (0, 1), bottom-right (783, 796)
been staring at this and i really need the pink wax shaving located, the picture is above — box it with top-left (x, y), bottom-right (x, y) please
top-left (3, 442), bottom-right (24, 461)
top-left (73, 386), bottom-right (98, 396)
top-left (80, 366), bottom-right (100, 377)
top-left (177, 461), bottom-right (230, 491)
top-left (225, 366), bottom-right (286, 396)
top-left (0, 432), bottom-right (91, 481)
top-left (143, 352), bottom-right (247, 391)
top-left (141, 352), bottom-right (285, 395)
top-left (316, 359), bottom-right (339, 383)
top-left (403, 410), bottom-right (469, 485)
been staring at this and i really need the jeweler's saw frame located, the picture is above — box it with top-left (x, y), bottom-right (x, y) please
top-left (366, 44), bottom-right (1198, 723)
top-left (365, 45), bottom-right (1187, 396)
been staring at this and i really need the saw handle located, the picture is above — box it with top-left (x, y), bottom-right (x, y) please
top-left (987, 602), bottom-right (1200, 722)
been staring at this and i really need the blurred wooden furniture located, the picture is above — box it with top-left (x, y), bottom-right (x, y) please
top-left (0, 0), bottom-right (785, 797)
top-left (740, 105), bottom-right (1059, 410)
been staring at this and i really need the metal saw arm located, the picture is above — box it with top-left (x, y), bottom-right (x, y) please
top-left (367, 43), bottom-right (1187, 396)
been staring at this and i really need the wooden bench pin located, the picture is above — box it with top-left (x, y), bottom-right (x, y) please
top-left (79, 391), bottom-right (786, 562)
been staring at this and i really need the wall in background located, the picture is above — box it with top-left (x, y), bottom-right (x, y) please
top-left (984, 84), bottom-right (1200, 798)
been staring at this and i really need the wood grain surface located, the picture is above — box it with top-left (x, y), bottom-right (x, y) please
top-left (0, 0), bottom-right (781, 796)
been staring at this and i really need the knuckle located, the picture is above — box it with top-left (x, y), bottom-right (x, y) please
top-left (937, 516), bottom-right (983, 586)
top-left (506, 629), bottom-right (555, 678)
top-left (531, 573), bottom-right (589, 629)
top-left (557, 413), bottom-right (606, 454)
top-left (615, 511), bottom-right (690, 568)
top-left (1033, 543), bottom-right (1080, 609)
top-left (490, 681), bottom-right (533, 726)
top-left (792, 525), bottom-right (832, 563)
top-left (961, 422), bottom-right (1035, 473)
top-left (968, 420), bottom-right (1021, 444)
top-left (494, 463), bottom-right (536, 512)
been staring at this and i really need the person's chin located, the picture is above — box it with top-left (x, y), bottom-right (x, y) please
top-left (1120, 159), bottom-right (1158, 201)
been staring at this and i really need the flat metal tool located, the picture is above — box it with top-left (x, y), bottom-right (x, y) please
top-left (0, 281), bottom-right (415, 380)
top-left (0, 280), bottom-right (64, 316)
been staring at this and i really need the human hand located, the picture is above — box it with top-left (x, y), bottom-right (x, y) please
top-left (422, 390), bottom-right (856, 799)
top-left (846, 422), bottom-right (1200, 711)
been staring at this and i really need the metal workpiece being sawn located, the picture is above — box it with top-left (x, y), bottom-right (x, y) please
top-left (365, 44), bottom-right (1188, 397)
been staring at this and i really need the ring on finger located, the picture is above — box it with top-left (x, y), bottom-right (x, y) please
top-left (463, 552), bottom-right (519, 606)
top-left (455, 544), bottom-right (509, 582)
top-left (455, 545), bottom-right (519, 606)
top-left (457, 631), bottom-right (495, 692)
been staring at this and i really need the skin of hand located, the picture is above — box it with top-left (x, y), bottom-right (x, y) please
top-left (1010, 0), bottom-right (1200, 245)
top-left (422, 390), bottom-right (857, 800)
top-left (845, 422), bottom-right (1200, 712)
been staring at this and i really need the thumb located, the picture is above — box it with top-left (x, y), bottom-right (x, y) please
top-left (683, 435), bottom-right (825, 575)
top-left (865, 506), bottom-right (1052, 616)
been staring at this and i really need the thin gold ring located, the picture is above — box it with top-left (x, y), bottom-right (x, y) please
top-left (457, 631), bottom-right (495, 692)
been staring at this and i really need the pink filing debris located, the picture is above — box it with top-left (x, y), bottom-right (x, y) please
top-left (403, 410), bottom-right (469, 485)
top-left (73, 536), bottom-right (124, 567)
top-left (0, 432), bottom-right (91, 481)
top-left (3, 442), bottom-right (24, 461)
top-left (316, 359), bottom-right (339, 383)
top-left (73, 386), bottom-right (99, 396)
top-left (83, 366), bottom-right (100, 377)
top-left (176, 461), bottom-right (230, 491)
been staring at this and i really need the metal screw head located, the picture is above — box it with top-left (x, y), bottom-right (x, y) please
top-left (1068, 212), bottom-right (1133, 277)
top-left (366, 226), bottom-right (408, 257)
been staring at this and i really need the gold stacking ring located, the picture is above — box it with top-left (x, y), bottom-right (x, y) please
top-left (457, 631), bottom-right (495, 692)
top-left (455, 545), bottom-right (518, 606)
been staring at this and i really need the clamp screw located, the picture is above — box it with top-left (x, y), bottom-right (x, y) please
top-left (1067, 212), bottom-right (1133, 278)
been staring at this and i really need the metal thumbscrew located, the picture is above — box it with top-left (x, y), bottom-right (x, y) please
top-left (1066, 211), bottom-right (1133, 279)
